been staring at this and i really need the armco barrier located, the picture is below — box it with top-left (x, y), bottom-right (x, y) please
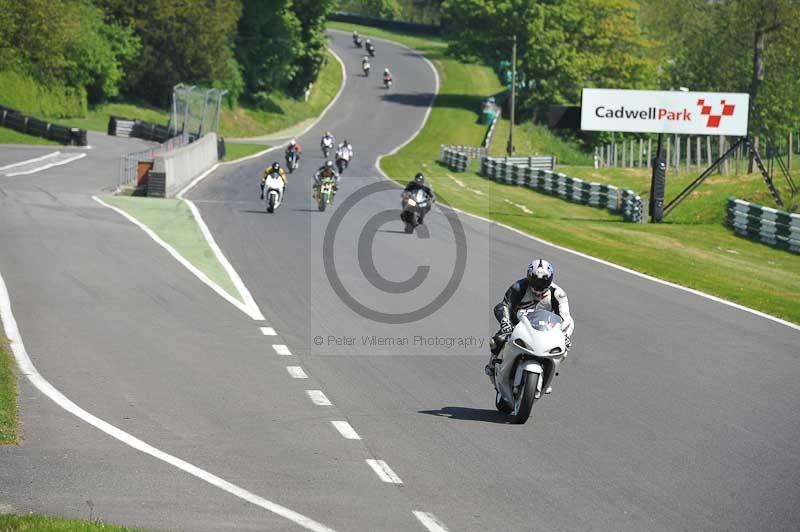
top-left (480, 157), bottom-right (643, 222)
top-left (440, 147), bottom-right (469, 172)
top-left (726, 197), bottom-right (800, 254)
top-left (0, 105), bottom-right (87, 146)
top-left (149, 132), bottom-right (219, 198)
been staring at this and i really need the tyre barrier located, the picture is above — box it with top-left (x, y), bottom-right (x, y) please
top-left (0, 104), bottom-right (87, 146)
top-left (480, 157), bottom-right (643, 222)
top-left (439, 145), bottom-right (487, 172)
top-left (108, 116), bottom-right (176, 143)
top-left (726, 197), bottom-right (800, 254)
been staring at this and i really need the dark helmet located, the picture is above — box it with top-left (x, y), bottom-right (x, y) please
top-left (271, 162), bottom-right (281, 171)
top-left (414, 172), bottom-right (425, 184)
top-left (527, 259), bottom-right (554, 295)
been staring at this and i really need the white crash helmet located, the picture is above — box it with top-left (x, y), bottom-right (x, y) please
top-left (527, 259), bottom-right (554, 295)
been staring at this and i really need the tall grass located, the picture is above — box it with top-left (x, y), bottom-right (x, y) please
top-left (0, 70), bottom-right (87, 118)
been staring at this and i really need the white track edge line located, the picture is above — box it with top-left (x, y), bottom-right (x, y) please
top-left (182, 198), bottom-right (265, 320)
top-left (273, 344), bottom-right (292, 355)
top-left (0, 271), bottom-right (336, 532)
top-left (92, 196), bottom-right (260, 320)
top-left (6, 153), bottom-right (86, 176)
top-left (0, 151), bottom-right (60, 171)
top-left (365, 459), bottom-right (403, 484)
top-left (369, 34), bottom-right (800, 333)
top-left (412, 511), bottom-right (450, 532)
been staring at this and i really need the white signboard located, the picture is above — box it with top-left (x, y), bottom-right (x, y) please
top-left (581, 88), bottom-right (749, 136)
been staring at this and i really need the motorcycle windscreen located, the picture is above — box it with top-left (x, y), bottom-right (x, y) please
top-left (519, 309), bottom-right (562, 331)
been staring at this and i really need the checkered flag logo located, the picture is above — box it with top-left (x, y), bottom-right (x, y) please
top-left (697, 98), bottom-right (736, 128)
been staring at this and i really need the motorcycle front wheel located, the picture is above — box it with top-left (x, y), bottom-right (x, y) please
top-left (495, 391), bottom-right (512, 414)
top-left (267, 194), bottom-right (275, 213)
top-left (511, 373), bottom-right (538, 424)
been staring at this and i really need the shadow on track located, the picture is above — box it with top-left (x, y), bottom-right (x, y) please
top-left (418, 407), bottom-right (510, 424)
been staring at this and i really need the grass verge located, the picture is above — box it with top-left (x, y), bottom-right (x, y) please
top-left (0, 514), bottom-right (141, 531)
top-left (0, 126), bottom-right (59, 146)
top-left (0, 333), bottom-right (18, 445)
top-left (219, 49), bottom-right (343, 139)
top-left (100, 196), bottom-right (242, 304)
top-left (223, 143), bottom-right (269, 162)
top-left (347, 23), bottom-right (800, 324)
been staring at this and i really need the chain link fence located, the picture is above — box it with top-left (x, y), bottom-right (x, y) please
top-left (168, 84), bottom-right (227, 138)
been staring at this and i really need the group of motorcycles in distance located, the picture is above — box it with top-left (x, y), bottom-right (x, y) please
top-left (354, 31), bottom-right (393, 89)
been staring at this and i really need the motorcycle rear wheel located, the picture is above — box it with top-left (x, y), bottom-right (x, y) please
top-left (511, 374), bottom-right (538, 424)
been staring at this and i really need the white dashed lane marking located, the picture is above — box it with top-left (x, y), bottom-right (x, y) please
top-left (306, 390), bottom-right (332, 406)
top-left (272, 344), bottom-right (291, 355)
top-left (260, 326), bottom-right (277, 336)
top-left (365, 459), bottom-right (403, 484)
top-left (331, 421), bottom-right (361, 440)
top-left (413, 511), bottom-right (450, 531)
top-left (286, 366), bottom-right (308, 379)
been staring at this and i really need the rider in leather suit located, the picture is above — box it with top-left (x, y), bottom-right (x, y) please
top-left (486, 259), bottom-right (574, 382)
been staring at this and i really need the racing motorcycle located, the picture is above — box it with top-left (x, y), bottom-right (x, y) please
top-left (362, 59), bottom-right (371, 77)
top-left (488, 308), bottom-right (568, 424)
top-left (263, 173), bottom-right (284, 213)
top-left (286, 150), bottom-right (299, 174)
top-left (316, 177), bottom-right (336, 212)
top-left (400, 188), bottom-right (431, 234)
top-left (321, 137), bottom-right (334, 158)
top-left (383, 75), bottom-right (393, 90)
top-left (353, 35), bottom-right (363, 48)
top-left (335, 149), bottom-right (350, 174)
top-left (366, 42), bottom-right (376, 57)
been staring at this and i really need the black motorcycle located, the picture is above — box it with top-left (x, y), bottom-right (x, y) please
top-left (354, 35), bottom-right (362, 48)
top-left (366, 43), bottom-right (375, 57)
top-left (285, 151), bottom-right (299, 174)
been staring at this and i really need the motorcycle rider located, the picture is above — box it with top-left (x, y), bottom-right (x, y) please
top-left (338, 139), bottom-right (354, 159)
top-left (353, 30), bottom-right (361, 47)
top-left (362, 56), bottom-right (371, 76)
top-left (403, 172), bottom-right (435, 223)
top-left (285, 139), bottom-right (302, 166)
top-left (313, 160), bottom-right (340, 201)
top-left (383, 68), bottom-right (393, 86)
top-left (321, 131), bottom-right (335, 154)
top-left (365, 38), bottom-right (375, 55)
top-left (261, 162), bottom-right (287, 200)
top-left (485, 259), bottom-right (574, 393)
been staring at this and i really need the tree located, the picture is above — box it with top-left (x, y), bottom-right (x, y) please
top-left (442, 0), bottom-right (657, 119)
top-left (236, 0), bottom-right (301, 99)
top-left (289, 0), bottom-right (337, 97)
top-left (338, 0), bottom-right (402, 19)
top-left (645, 0), bottom-right (800, 167)
top-left (98, 0), bottom-right (244, 106)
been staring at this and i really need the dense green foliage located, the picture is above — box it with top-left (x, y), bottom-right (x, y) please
top-left (0, 0), bottom-right (337, 115)
top-left (0, 0), bottom-right (139, 106)
top-left (337, 0), bottom-right (442, 23)
top-left (442, 0), bottom-right (657, 120)
top-left (642, 0), bottom-right (800, 137)
top-left (441, 0), bottom-right (800, 140)
top-left (0, 71), bottom-right (87, 118)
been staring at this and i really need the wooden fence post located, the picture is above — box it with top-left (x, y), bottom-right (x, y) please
top-left (648, 138), bottom-right (652, 167)
top-left (638, 138), bottom-right (643, 168)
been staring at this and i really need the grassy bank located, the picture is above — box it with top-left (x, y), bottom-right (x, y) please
top-left (339, 22), bottom-right (800, 323)
top-left (0, 333), bottom-right (18, 445)
top-left (0, 514), bottom-right (140, 531)
top-left (0, 126), bottom-right (59, 146)
top-left (223, 143), bottom-right (269, 162)
top-left (2, 48), bottom-right (343, 142)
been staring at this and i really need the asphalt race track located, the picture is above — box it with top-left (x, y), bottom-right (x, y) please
top-left (1, 30), bottom-right (799, 532)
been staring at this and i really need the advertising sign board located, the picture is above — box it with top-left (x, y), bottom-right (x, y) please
top-left (581, 88), bottom-right (749, 136)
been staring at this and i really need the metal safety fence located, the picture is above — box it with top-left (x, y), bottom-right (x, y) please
top-left (117, 133), bottom-right (191, 188)
top-left (726, 197), bottom-right (800, 254)
top-left (439, 144), bottom-right (487, 172)
top-left (480, 157), bottom-right (643, 222)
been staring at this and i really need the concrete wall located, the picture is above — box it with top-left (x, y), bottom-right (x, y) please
top-left (151, 132), bottom-right (218, 197)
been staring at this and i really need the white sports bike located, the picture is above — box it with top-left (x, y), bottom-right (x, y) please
top-left (489, 308), bottom-right (569, 424)
top-left (263, 173), bottom-right (284, 213)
